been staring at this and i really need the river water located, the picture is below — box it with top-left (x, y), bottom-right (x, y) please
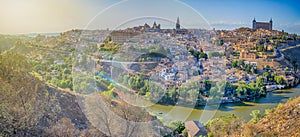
top-left (148, 85), bottom-right (300, 123)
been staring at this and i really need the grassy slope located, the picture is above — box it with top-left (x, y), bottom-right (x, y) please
top-left (239, 96), bottom-right (300, 136)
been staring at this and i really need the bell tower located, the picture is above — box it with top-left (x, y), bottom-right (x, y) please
top-left (269, 18), bottom-right (273, 30)
top-left (252, 18), bottom-right (256, 30)
top-left (176, 17), bottom-right (180, 29)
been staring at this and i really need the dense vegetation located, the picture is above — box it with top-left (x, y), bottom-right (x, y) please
top-left (231, 60), bottom-right (257, 74)
top-left (0, 51), bottom-right (43, 135)
top-left (188, 48), bottom-right (208, 60)
top-left (31, 56), bottom-right (73, 90)
top-left (102, 69), bottom-right (275, 106)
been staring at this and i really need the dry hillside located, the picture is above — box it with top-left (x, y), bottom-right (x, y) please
top-left (240, 96), bottom-right (300, 136)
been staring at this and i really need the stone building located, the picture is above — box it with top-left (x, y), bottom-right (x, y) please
top-left (252, 18), bottom-right (273, 30)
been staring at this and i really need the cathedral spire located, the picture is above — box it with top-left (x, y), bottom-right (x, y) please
top-left (176, 17), bottom-right (180, 29)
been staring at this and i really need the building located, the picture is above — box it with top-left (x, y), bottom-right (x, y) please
top-left (240, 50), bottom-right (257, 59)
top-left (111, 17), bottom-right (188, 42)
top-left (130, 21), bottom-right (162, 32)
top-left (111, 30), bottom-right (140, 43)
top-left (184, 121), bottom-right (208, 137)
top-left (175, 17), bottom-right (188, 34)
top-left (176, 17), bottom-right (180, 29)
top-left (252, 18), bottom-right (273, 30)
top-left (152, 21), bottom-right (161, 31)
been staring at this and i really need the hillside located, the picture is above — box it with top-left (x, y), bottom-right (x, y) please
top-left (282, 45), bottom-right (300, 67)
top-left (0, 50), bottom-right (168, 136)
top-left (239, 96), bottom-right (300, 136)
top-left (205, 93), bottom-right (300, 137)
top-left (0, 51), bottom-right (103, 136)
top-left (0, 82), bottom-right (104, 136)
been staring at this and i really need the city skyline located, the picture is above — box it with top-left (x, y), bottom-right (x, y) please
top-left (0, 0), bottom-right (299, 34)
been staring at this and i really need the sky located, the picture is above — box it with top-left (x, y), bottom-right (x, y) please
top-left (0, 0), bottom-right (299, 34)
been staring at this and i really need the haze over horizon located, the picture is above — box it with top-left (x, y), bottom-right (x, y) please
top-left (0, 0), bottom-right (299, 34)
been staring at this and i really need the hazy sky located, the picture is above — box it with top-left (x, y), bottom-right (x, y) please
top-left (0, 0), bottom-right (299, 34)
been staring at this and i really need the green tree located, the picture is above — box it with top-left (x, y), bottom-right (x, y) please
top-left (189, 88), bottom-right (199, 101)
top-left (264, 108), bottom-right (274, 116)
top-left (236, 83), bottom-right (247, 97)
top-left (179, 87), bottom-right (188, 102)
top-left (256, 76), bottom-right (265, 88)
top-left (251, 67), bottom-right (256, 74)
top-left (250, 110), bottom-right (264, 123)
top-left (59, 80), bottom-right (68, 88)
top-left (274, 76), bottom-right (284, 85)
top-left (244, 64), bottom-right (252, 73)
top-left (263, 72), bottom-right (270, 81)
top-left (63, 68), bottom-right (71, 74)
top-left (209, 87), bottom-right (221, 101)
top-left (199, 52), bottom-right (208, 60)
top-left (218, 39), bottom-right (224, 46)
top-left (232, 61), bottom-right (237, 68)
top-left (189, 49), bottom-right (195, 56)
top-left (203, 79), bottom-right (212, 91)
top-left (169, 120), bottom-right (185, 134)
top-left (237, 60), bottom-right (244, 67)
top-left (169, 87), bottom-right (178, 103)
top-left (216, 80), bottom-right (225, 94)
top-left (209, 87), bottom-right (218, 96)
top-left (205, 114), bottom-right (243, 137)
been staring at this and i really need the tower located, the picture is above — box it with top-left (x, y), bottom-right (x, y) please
top-left (176, 17), bottom-right (180, 29)
top-left (269, 18), bottom-right (273, 30)
top-left (153, 21), bottom-right (157, 30)
top-left (252, 18), bottom-right (256, 30)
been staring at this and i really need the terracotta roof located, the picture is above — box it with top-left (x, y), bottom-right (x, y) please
top-left (184, 121), bottom-right (207, 137)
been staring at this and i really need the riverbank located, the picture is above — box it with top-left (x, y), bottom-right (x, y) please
top-left (159, 83), bottom-right (299, 107)
top-left (147, 85), bottom-right (300, 124)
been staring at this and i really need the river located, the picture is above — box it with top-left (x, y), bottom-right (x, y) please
top-left (148, 85), bottom-right (300, 123)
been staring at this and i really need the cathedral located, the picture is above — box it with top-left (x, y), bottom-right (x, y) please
top-left (175, 17), bottom-right (187, 34)
top-left (111, 17), bottom-right (188, 42)
top-left (252, 18), bottom-right (273, 30)
top-left (132, 21), bottom-right (161, 32)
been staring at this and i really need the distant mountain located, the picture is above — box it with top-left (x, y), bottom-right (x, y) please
top-left (13, 33), bottom-right (60, 37)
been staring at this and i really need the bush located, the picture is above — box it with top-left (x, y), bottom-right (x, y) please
top-left (250, 110), bottom-right (264, 123)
